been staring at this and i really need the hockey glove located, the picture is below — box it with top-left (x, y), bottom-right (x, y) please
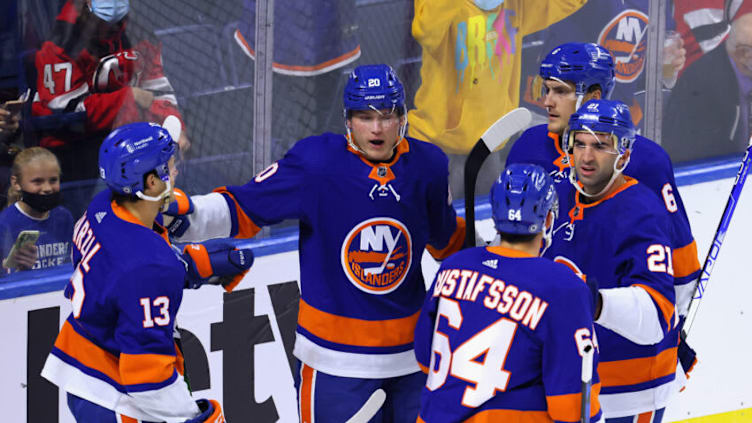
top-left (182, 240), bottom-right (254, 291)
top-left (184, 399), bottom-right (225, 423)
top-left (164, 188), bottom-right (194, 238)
top-left (586, 277), bottom-right (602, 320)
top-left (678, 331), bottom-right (698, 377)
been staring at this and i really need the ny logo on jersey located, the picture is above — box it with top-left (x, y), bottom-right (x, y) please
top-left (553, 220), bottom-right (576, 241)
top-left (341, 218), bottom-right (412, 294)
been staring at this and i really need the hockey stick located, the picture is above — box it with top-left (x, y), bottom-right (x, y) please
top-left (464, 108), bottom-right (532, 247)
top-left (682, 136), bottom-right (752, 338)
top-left (345, 388), bottom-right (386, 423)
top-left (580, 344), bottom-right (594, 423)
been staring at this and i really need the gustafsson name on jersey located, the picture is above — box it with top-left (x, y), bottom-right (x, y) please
top-left (432, 268), bottom-right (548, 331)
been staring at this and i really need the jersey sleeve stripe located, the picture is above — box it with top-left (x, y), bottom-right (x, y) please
top-left (672, 240), bottom-right (700, 278)
top-left (633, 283), bottom-right (675, 330)
top-left (120, 353), bottom-right (179, 386)
top-left (546, 382), bottom-right (601, 423)
top-left (426, 216), bottom-right (465, 260)
top-left (213, 187), bottom-right (261, 238)
top-left (417, 362), bottom-right (428, 374)
top-left (54, 320), bottom-right (123, 384)
top-left (598, 346), bottom-right (677, 388)
top-left (298, 299), bottom-right (419, 347)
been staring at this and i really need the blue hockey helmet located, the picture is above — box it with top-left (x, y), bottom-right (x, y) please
top-left (98, 122), bottom-right (177, 196)
top-left (539, 42), bottom-right (615, 99)
top-left (490, 163), bottom-right (558, 237)
top-left (343, 64), bottom-right (405, 114)
top-left (564, 99), bottom-right (635, 155)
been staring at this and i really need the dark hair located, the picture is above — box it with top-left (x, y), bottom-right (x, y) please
top-left (498, 231), bottom-right (538, 244)
top-left (111, 170), bottom-right (157, 205)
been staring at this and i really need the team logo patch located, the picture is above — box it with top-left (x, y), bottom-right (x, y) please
top-left (598, 9), bottom-right (649, 83)
top-left (341, 217), bottom-right (412, 294)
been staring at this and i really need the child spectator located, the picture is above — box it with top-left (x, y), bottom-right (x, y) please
top-left (0, 147), bottom-right (73, 273)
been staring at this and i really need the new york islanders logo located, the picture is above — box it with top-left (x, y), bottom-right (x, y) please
top-left (598, 9), bottom-right (649, 83)
top-left (341, 217), bottom-right (412, 294)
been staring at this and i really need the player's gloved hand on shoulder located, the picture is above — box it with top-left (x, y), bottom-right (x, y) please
top-left (182, 240), bottom-right (254, 292)
top-left (586, 277), bottom-right (602, 320)
top-left (164, 188), bottom-right (194, 238)
top-left (184, 399), bottom-right (224, 423)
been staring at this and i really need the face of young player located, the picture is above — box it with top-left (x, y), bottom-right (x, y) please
top-left (347, 109), bottom-right (404, 162)
top-left (572, 131), bottom-right (627, 196)
top-left (542, 79), bottom-right (601, 135)
top-left (543, 79), bottom-right (578, 134)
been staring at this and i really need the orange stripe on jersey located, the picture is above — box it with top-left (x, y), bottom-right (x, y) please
top-left (111, 201), bottom-right (148, 228)
top-left (420, 409), bottom-right (552, 423)
top-left (299, 364), bottom-right (315, 423)
top-left (673, 240), bottom-right (700, 278)
top-left (55, 321), bottom-right (122, 384)
top-left (487, 246), bottom-right (536, 258)
top-left (174, 342), bottom-right (185, 376)
top-left (298, 299), bottom-right (419, 347)
top-left (633, 283), bottom-right (675, 329)
top-left (546, 382), bottom-right (601, 422)
top-left (120, 353), bottom-right (177, 386)
top-left (119, 415), bottom-right (138, 423)
top-left (213, 187), bottom-right (262, 238)
top-left (171, 188), bottom-right (193, 214)
top-left (427, 217), bottom-right (466, 260)
top-left (598, 347), bottom-right (677, 387)
top-left (418, 362), bottom-right (429, 374)
top-left (636, 411), bottom-right (654, 423)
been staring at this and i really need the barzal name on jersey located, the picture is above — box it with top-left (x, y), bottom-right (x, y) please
top-left (506, 125), bottom-right (700, 313)
top-left (545, 178), bottom-right (678, 417)
top-left (41, 190), bottom-right (200, 422)
top-left (177, 132), bottom-right (465, 379)
top-left (414, 246), bottom-right (602, 423)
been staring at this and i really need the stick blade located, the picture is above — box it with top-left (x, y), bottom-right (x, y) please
top-left (480, 107), bottom-right (532, 152)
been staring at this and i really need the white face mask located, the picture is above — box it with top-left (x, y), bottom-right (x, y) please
top-left (473, 0), bottom-right (504, 11)
top-left (90, 0), bottom-right (130, 23)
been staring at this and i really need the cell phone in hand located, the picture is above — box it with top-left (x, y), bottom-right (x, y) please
top-left (2, 99), bottom-right (24, 113)
top-left (3, 230), bottom-right (40, 269)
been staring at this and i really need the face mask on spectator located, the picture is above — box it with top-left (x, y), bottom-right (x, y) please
top-left (473, 0), bottom-right (504, 11)
top-left (22, 190), bottom-right (62, 213)
top-left (90, 0), bottom-right (130, 23)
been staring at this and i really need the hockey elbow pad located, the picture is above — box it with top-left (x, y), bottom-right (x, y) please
top-left (164, 188), bottom-right (194, 238)
top-left (184, 399), bottom-right (225, 423)
top-left (182, 241), bottom-right (254, 291)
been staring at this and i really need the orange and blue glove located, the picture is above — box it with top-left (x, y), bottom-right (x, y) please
top-left (182, 240), bottom-right (253, 292)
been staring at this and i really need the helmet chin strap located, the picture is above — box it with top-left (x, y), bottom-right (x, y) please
top-left (567, 152), bottom-right (630, 199)
top-left (565, 126), bottom-right (631, 199)
top-left (136, 179), bottom-right (173, 212)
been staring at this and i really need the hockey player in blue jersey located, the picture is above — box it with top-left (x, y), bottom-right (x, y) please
top-left (545, 100), bottom-right (678, 422)
top-left (507, 43), bottom-right (700, 313)
top-left (166, 64), bottom-right (466, 422)
top-left (41, 122), bottom-right (253, 422)
top-left (414, 163), bottom-right (602, 423)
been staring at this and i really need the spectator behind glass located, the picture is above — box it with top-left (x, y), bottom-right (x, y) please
top-left (663, 2), bottom-right (752, 162)
top-left (0, 147), bottom-right (74, 273)
top-left (31, 0), bottom-right (190, 210)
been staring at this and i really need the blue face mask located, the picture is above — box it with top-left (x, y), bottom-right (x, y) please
top-left (90, 0), bottom-right (130, 23)
top-left (473, 0), bottom-right (504, 11)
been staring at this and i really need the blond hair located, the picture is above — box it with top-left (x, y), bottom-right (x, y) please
top-left (7, 147), bottom-right (61, 206)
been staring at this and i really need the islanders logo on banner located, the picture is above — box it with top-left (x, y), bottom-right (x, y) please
top-left (598, 9), bottom-right (649, 83)
top-left (341, 217), bottom-right (412, 295)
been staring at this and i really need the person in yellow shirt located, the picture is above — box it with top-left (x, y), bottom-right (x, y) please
top-left (408, 0), bottom-right (585, 197)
